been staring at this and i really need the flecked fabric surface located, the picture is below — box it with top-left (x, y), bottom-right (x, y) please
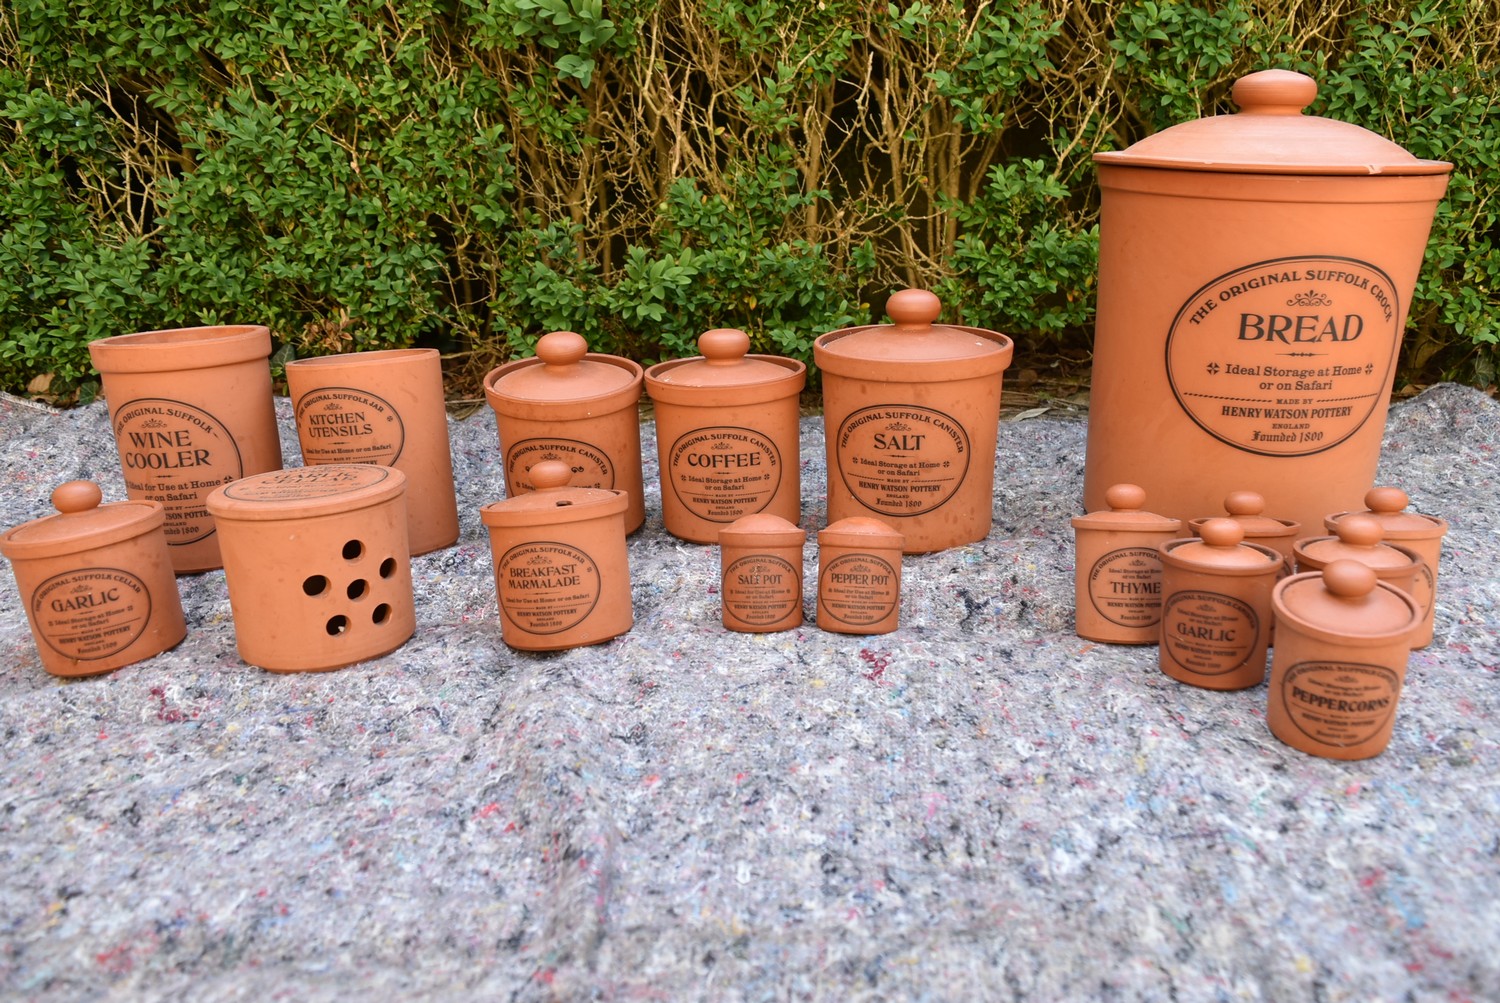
top-left (0, 384), bottom-right (1496, 1002)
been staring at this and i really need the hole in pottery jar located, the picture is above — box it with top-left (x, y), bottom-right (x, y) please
top-left (555, 500), bottom-right (573, 507)
top-left (347, 579), bottom-right (368, 601)
top-left (302, 575), bottom-right (330, 597)
top-left (372, 603), bottom-right (391, 625)
top-left (343, 539), bottom-right (364, 561)
top-left (326, 615), bottom-right (350, 636)
top-left (379, 557), bottom-right (397, 579)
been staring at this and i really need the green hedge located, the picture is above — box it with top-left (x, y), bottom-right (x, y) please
top-left (2, 0), bottom-right (1496, 400)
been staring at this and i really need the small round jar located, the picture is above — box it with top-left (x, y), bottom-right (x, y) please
top-left (206, 465), bottom-right (416, 672)
top-left (815, 517), bottom-right (904, 635)
top-left (719, 514), bottom-right (806, 633)
top-left (1324, 487), bottom-right (1447, 649)
top-left (1070, 483), bottom-right (1183, 644)
top-left (484, 332), bottom-right (646, 533)
top-left (1, 481), bottom-right (186, 677)
top-left (1188, 490), bottom-right (1300, 575)
top-left (1293, 515), bottom-right (1422, 630)
top-left (480, 460), bottom-right (633, 651)
top-left (815, 289), bottom-right (1013, 554)
top-left (1268, 560), bottom-right (1419, 760)
top-left (1158, 519), bottom-right (1283, 690)
top-left (645, 329), bottom-right (805, 543)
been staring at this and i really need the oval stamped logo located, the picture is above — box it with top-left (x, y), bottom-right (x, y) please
top-left (835, 405), bottom-right (969, 516)
top-left (112, 397), bottom-right (243, 546)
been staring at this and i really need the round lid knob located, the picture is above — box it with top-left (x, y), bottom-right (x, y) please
top-left (534, 331), bottom-right (589, 368)
top-left (53, 480), bottom-right (103, 514)
top-left (1231, 69), bottom-right (1317, 116)
top-left (1105, 483), bottom-right (1147, 512)
top-left (699, 328), bottom-right (751, 364)
top-left (528, 460), bottom-right (573, 491)
top-left (885, 289), bottom-right (942, 330)
top-left (1223, 491), bottom-right (1266, 517)
top-left (1334, 513), bottom-right (1385, 548)
top-left (1365, 486), bottom-right (1410, 515)
top-left (1198, 518), bottom-right (1246, 548)
top-left (1323, 559), bottom-right (1378, 599)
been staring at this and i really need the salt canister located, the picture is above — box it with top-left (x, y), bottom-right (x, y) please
top-left (718, 513), bottom-right (806, 633)
top-left (1, 481), bottom-right (186, 677)
top-left (816, 517), bottom-right (904, 635)
top-left (1070, 483), bottom-right (1183, 644)
top-left (1324, 487), bottom-right (1447, 648)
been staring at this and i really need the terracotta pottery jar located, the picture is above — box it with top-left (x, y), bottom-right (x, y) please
top-left (484, 332), bottom-right (645, 533)
top-left (285, 348), bottom-right (459, 555)
top-left (644, 329), bottom-right (805, 543)
top-left (479, 460), bottom-right (632, 651)
top-left (1324, 486), bottom-right (1447, 649)
top-left (206, 465), bottom-right (416, 672)
top-left (1, 481), bottom-right (186, 677)
top-left (1070, 484), bottom-right (1183, 644)
top-left (1158, 519), bottom-right (1283, 690)
top-left (815, 517), bottom-right (904, 635)
top-left (814, 289), bottom-right (1013, 554)
top-left (1292, 515), bottom-right (1422, 628)
top-left (1268, 560), bottom-right (1419, 760)
top-left (1085, 69), bottom-right (1452, 533)
top-left (718, 513), bottom-right (806, 633)
top-left (1188, 491), bottom-right (1300, 574)
top-left (89, 325), bottom-right (283, 573)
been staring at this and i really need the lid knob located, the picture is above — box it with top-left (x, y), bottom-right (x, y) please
top-left (885, 289), bottom-right (942, 330)
top-left (52, 480), bottom-right (103, 514)
top-left (527, 460), bottom-right (574, 491)
top-left (1323, 559), bottom-right (1378, 599)
top-left (1104, 483), bottom-right (1147, 512)
top-left (1199, 518), bottom-right (1246, 548)
top-left (1232, 69), bottom-right (1317, 116)
top-left (1223, 490), bottom-right (1266, 517)
top-left (1334, 513), bottom-right (1384, 548)
top-left (535, 331), bottom-right (589, 368)
top-left (698, 328), bottom-right (751, 364)
top-left (1364, 486), bottom-right (1410, 515)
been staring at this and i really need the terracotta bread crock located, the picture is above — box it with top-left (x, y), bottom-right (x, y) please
top-left (89, 325), bottom-right (283, 573)
top-left (479, 460), bottom-right (633, 651)
top-left (1324, 486), bottom-right (1447, 649)
top-left (815, 517), bottom-right (904, 635)
top-left (484, 332), bottom-right (646, 534)
top-left (285, 348), bottom-right (460, 556)
top-left (814, 289), bottom-right (1013, 554)
top-left (1071, 483), bottom-right (1183, 644)
top-left (1268, 560), bottom-right (1419, 760)
top-left (1086, 69), bottom-right (1452, 533)
top-left (1, 481), bottom-right (186, 677)
top-left (644, 329), bottom-right (805, 544)
top-left (719, 513), bottom-right (806, 633)
top-left (206, 465), bottom-right (416, 672)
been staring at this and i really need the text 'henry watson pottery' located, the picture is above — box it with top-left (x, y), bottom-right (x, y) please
top-left (89, 325), bottom-right (283, 573)
top-left (285, 348), bottom-right (460, 556)
top-left (1085, 69), bottom-right (1451, 534)
top-left (484, 332), bottom-right (646, 534)
top-left (645, 329), bottom-right (805, 544)
top-left (1, 481), bottom-right (186, 677)
top-left (815, 289), bottom-right (1013, 554)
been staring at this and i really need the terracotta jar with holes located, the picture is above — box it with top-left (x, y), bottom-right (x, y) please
top-left (206, 465), bottom-right (415, 672)
top-left (1071, 483), bottom-right (1183, 644)
top-left (1324, 487), bottom-right (1447, 649)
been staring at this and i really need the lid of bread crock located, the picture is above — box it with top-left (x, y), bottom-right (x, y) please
top-left (1, 481), bottom-right (164, 558)
top-left (814, 290), bottom-right (1013, 376)
top-left (1325, 486), bottom-right (1449, 539)
top-left (1071, 483), bottom-right (1183, 533)
top-left (1275, 560), bottom-right (1418, 638)
top-left (1295, 514), bottom-right (1417, 570)
top-left (719, 513), bottom-right (806, 548)
top-left (480, 460), bottom-right (628, 528)
top-left (485, 331), bottom-right (642, 404)
top-left (206, 465), bottom-right (406, 522)
top-left (1094, 69), bottom-right (1451, 176)
top-left (1163, 518), bottom-right (1282, 570)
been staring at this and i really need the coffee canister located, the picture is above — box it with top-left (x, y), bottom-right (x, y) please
top-left (1, 481), bottom-right (186, 677)
top-left (484, 331), bottom-right (645, 533)
top-left (89, 325), bottom-right (283, 573)
top-left (644, 329), bottom-right (805, 544)
top-left (1086, 69), bottom-right (1452, 533)
top-left (719, 513), bottom-right (806, 633)
top-left (1070, 483), bottom-right (1182, 644)
top-left (206, 465), bottom-right (416, 672)
top-left (815, 517), bottom-right (904, 635)
top-left (1268, 560), bottom-right (1419, 760)
top-left (815, 289), bottom-right (1013, 553)
top-left (479, 460), bottom-right (633, 651)
top-left (1324, 486), bottom-right (1447, 649)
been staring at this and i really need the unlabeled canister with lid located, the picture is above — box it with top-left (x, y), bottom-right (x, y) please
top-left (1071, 483), bottom-right (1183, 644)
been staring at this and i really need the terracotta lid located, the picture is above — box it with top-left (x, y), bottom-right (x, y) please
top-left (485, 331), bottom-right (642, 405)
top-left (206, 465), bottom-right (407, 522)
top-left (480, 460), bottom-right (628, 528)
top-left (818, 516), bottom-right (904, 550)
top-left (719, 513), bottom-right (806, 548)
top-left (1189, 490), bottom-right (1300, 537)
top-left (1163, 518), bottom-right (1282, 570)
top-left (88, 325), bottom-right (272, 373)
top-left (1325, 486), bottom-right (1449, 539)
top-left (1, 481), bottom-right (164, 558)
top-left (1276, 560), bottom-right (1417, 639)
top-left (645, 329), bottom-right (806, 401)
top-left (1295, 514), bottom-right (1415, 570)
top-left (814, 290), bottom-right (1013, 377)
top-left (1071, 483), bottom-right (1183, 533)
top-left (1094, 69), bottom-right (1451, 176)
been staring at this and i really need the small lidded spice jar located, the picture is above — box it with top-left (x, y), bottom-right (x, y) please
top-left (1158, 519), bottom-right (1283, 690)
top-left (718, 513), bottom-right (806, 633)
top-left (1189, 490), bottom-right (1300, 576)
top-left (815, 517), bottom-right (904, 635)
top-left (1071, 483), bottom-right (1182, 644)
top-left (1, 480), bottom-right (186, 677)
top-left (1293, 515), bottom-right (1422, 625)
top-left (480, 460), bottom-right (633, 651)
top-left (1268, 559), bottom-right (1419, 760)
top-left (1324, 487), bottom-right (1447, 649)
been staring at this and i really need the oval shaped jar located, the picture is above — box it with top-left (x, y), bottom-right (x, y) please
top-left (1071, 483), bottom-right (1183, 644)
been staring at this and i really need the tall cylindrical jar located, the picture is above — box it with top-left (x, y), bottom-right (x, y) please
top-left (1324, 487), bottom-right (1447, 649)
top-left (1070, 483), bottom-right (1182, 644)
top-left (644, 329), bottom-right (805, 544)
top-left (1085, 69), bottom-right (1452, 533)
top-left (89, 325), bottom-right (283, 573)
top-left (814, 289), bottom-right (1013, 553)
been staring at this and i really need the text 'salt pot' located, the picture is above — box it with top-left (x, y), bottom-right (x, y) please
top-left (206, 465), bottom-right (416, 672)
top-left (286, 348), bottom-right (459, 556)
top-left (1, 481), bottom-right (186, 677)
top-left (645, 329), bottom-right (805, 544)
top-left (484, 332), bottom-right (646, 534)
top-left (815, 289), bottom-right (1013, 554)
top-left (1085, 69), bottom-right (1452, 533)
top-left (89, 325), bottom-right (283, 573)
top-left (1324, 486), bottom-right (1447, 649)
top-left (719, 513), bottom-right (806, 633)
top-left (1070, 483), bottom-right (1183, 645)
top-left (816, 517), bottom-right (904, 635)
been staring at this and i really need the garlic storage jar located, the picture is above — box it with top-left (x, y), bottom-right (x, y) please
top-left (1070, 483), bottom-right (1183, 644)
